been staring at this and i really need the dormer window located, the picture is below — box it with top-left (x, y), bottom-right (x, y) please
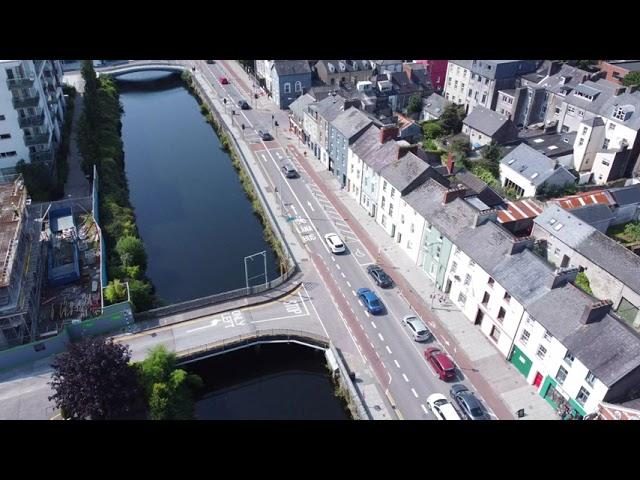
top-left (613, 105), bottom-right (632, 121)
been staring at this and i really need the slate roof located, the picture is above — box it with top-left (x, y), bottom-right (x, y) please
top-left (501, 144), bottom-right (574, 187)
top-left (609, 184), bottom-right (640, 206)
top-left (598, 91), bottom-right (640, 131)
top-left (534, 205), bottom-right (640, 293)
top-left (289, 93), bottom-right (315, 119)
top-left (570, 204), bottom-right (615, 227)
top-left (455, 170), bottom-right (505, 207)
top-left (463, 106), bottom-right (511, 137)
top-left (311, 95), bottom-right (347, 122)
top-left (423, 93), bottom-right (448, 119)
top-left (331, 107), bottom-right (373, 140)
top-left (273, 60), bottom-right (311, 76)
top-left (563, 78), bottom-right (621, 114)
top-left (449, 60), bottom-right (474, 70)
top-left (350, 127), bottom-right (400, 172)
top-left (316, 60), bottom-right (372, 74)
top-left (378, 151), bottom-right (430, 193)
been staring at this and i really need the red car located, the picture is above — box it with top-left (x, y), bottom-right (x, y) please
top-left (220, 76), bottom-right (229, 85)
top-left (425, 347), bottom-right (457, 381)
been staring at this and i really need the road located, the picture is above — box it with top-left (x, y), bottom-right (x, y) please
top-left (197, 60), bottom-right (498, 420)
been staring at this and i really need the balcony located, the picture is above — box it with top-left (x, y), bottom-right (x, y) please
top-left (6, 77), bottom-right (35, 89)
top-left (12, 92), bottom-right (40, 109)
top-left (29, 149), bottom-right (53, 164)
top-left (18, 112), bottom-right (45, 129)
top-left (24, 132), bottom-right (50, 147)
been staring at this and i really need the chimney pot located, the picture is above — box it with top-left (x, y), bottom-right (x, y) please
top-left (580, 300), bottom-right (613, 324)
top-left (446, 153), bottom-right (455, 175)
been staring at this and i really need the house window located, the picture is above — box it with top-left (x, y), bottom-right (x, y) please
top-left (520, 330), bottom-right (530, 345)
top-left (585, 371), bottom-right (596, 387)
top-left (451, 261), bottom-right (458, 273)
top-left (487, 277), bottom-right (495, 287)
top-left (536, 345), bottom-right (547, 360)
top-left (381, 196), bottom-right (386, 209)
top-left (458, 292), bottom-right (467, 306)
top-left (407, 239), bottom-right (413, 249)
top-left (556, 366), bottom-right (568, 385)
top-left (0, 115), bottom-right (5, 121)
top-left (482, 292), bottom-right (490, 306)
top-left (464, 274), bottom-right (471, 286)
top-left (481, 94), bottom-right (487, 104)
top-left (284, 82), bottom-right (291, 94)
top-left (503, 292), bottom-right (511, 303)
top-left (454, 247), bottom-right (460, 256)
top-left (579, 138), bottom-right (584, 146)
top-left (410, 223), bottom-right (414, 233)
top-left (381, 214), bottom-right (386, 227)
top-left (543, 330), bottom-right (553, 341)
top-left (461, 82), bottom-right (465, 92)
top-left (454, 80), bottom-right (458, 89)
top-left (497, 307), bottom-right (506, 323)
top-left (554, 106), bottom-right (561, 115)
top-left (388, 203), bottom-right (393, 217)
top-left (608, 123), bottom-right (616, 130)
top-left (525, 314), bottom-right (534, 326)
top-left (400, 214), bottom-right (405, 224)
top-left (602, 138), bottom-right (610, 149)
top-left (295, 81), bottom-right (302, 92)
top-left (468, 88), bottom-right (473, 97)
top-left (576, 387), bottom-right (590, 406)
top-left (390, 188), bottom-right (395, 198)
top-left (469, 260), bottom-right (476, 268)
top-left (567, 105), bottom-right (575, 115)
top-left (383, 181), bottom-right (387, 192)
top-left (564, 351), bottom-right (574, 366)
top-left (490, 325), bottom-right (501, 343)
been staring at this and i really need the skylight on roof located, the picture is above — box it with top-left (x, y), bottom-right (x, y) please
top-left (549, 218), bottom-right (557, 224)
top-left (533, 138), bottom-right (545, 143)
top-left (548, 145), bottom-right (558, 150)
top-left (507, 159), bottom-right (516, 165)
top-left (531, 173), bottom-right (539, 179)
top-left (554, 223), bottom-right (564, 231)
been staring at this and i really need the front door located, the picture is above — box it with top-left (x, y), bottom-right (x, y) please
top-left (533, 372), bottom-right (544, 388)
top-left (474, 309), bottom-right (484, 326)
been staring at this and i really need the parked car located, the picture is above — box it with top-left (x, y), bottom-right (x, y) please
top-left (281, 164), bottom-right (298, 178)
top-left (220, 76), bottom-right (229, 85)
top-left (357, 288), bottom-right (384, 315)
top-left (324, 233), bottom-right (345, 254)
top-left (450, 384), bottom-right (490, 420)
top-left (367, 264), bottom-right (393, 288)
top-left (402, 315), bottom-right (431, 342)
top-left (426, 393), bottom-right (461, 420)
top-left (238, 99), bottom-right (250, 110)
top-left (258, 129), bottom-right (272, 141)
top-left (206, 60), bottom-right (216, 64)
top-left (424, 347), bottom-right (457, 381)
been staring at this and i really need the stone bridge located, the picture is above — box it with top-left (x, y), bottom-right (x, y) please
top-left (95, 60), bottom-right (190, 77)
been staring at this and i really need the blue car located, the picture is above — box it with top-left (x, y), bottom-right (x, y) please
top-left (357, 288), bottom-right (384, 315)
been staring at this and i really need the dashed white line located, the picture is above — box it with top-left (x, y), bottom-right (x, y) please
top-left (336, 264), bottom-right (341, 270)
top-left (411, 388), bottom-right (418, 398)
top-left (332, 257), bottom-right (336, 262)
top-left (341, 272), bottom-right (346, 278)
top-left (365, 311), bottom-right (370, 317)
top-left (371, 321), bottom-right (377, 329)
top-left (358, 300), bottom-right (363, 307)
top-left (394, 359), bottom-right (400, 368)
top-left (370, 342), bottom-right (375, 349)
top-left (421, 404), bottom-right (429, 415)
top-left (378, 333), bottom-right (384, 341)
top-left (402, 373), bottom-right (409, 383)
top-left (385, 346), bottom-right (392, 354)
top-left (346, 281), bottom-right (351, 288)
top-left (352, 290), bottom-right (356, 296)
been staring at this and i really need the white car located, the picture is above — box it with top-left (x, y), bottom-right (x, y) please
top-left (324, 233), bottom-right (346, 254)
top-left (426, 393), bottom-right (461, 420)
top-left (402, 315), bottom-right (431, 342)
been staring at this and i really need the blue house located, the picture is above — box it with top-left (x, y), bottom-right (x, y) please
top-left (328, 107), bottom-right (373, 186)
top-left (270, 60), bottom-right (312, 109)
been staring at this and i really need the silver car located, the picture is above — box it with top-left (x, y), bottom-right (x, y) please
top-left (402, 315), bottom-right (431, 342)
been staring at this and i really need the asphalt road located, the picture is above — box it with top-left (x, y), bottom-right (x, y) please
top-left (199, 61), bottom-right (498, 420)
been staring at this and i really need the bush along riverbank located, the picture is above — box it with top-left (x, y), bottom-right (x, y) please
top-left (77, 60), bottom-right (157, 312)
top-left (180, 71), bottom-right (288, 275)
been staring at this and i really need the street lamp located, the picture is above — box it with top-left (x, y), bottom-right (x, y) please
top-left (244, 251), bottom-right (268, 289)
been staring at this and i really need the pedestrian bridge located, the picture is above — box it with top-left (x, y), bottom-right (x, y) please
top-left (96, 60), bottom-right (189, 77)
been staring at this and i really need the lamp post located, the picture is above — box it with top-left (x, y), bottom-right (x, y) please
top-left (244, 251), bottom-right (268, 290)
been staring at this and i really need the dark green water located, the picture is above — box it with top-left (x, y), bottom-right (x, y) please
top-left (116, 72), bottom-right (278, 304)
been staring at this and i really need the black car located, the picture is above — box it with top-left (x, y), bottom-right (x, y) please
top-left (450, 384), bottom-right (490, 420)
top-left (238, 99), bottom-right (250, 110)
top-left (367, 264), bottom-right (393, 288)
top-left (258, 129), bottom-right (272, 141)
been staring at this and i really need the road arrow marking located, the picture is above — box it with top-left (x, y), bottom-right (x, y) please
top-left (306, 201), bottom-right (315, 212)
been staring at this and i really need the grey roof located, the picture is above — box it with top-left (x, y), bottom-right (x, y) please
top-left (273, 60), bottom-right (311, 76)
top-left (527, 283), bottom-right (640, 387)
top-left (375, 60), bottom-right (402, 66)
top-left (539, 64), bottom-right (592, 95)
top-left (378, 152), bottom-right (430, 193)
top-left (289, 93), bottom-right (315, 118)
top-left (570, 204), bottom-right (615, 226)
top-left (501, 144), bottom-right (573, 187)
top-left (604, 60), bottom-right (640, 71)
top-left (316, 60), bottom-right (372, 74)
top-left (534, 205), bottom-right (640, 293)
top-left (598, 90), bottom-right (640, 131)
top-left (403, 179), bottom-right (479, 241)
top-left (609, 184), bottom-right (640, 206)
top-left (311, 94), bottom-right (347, 122)
top-left (455, 170), bottom-right (505, 207)
top-left (563, 78), bottom-right (621, 114)
top-left (515, 131), bottom-right (577, 159)
top-left (463, 106), bottom-right (511, 136)
top-left (331, 107), bottom-right (373, 140)
top-left (350, 126), bottom-right (401, 172)
top-left (581, 116), bottom-right (605, 128)
top-left (449, 60), bottom-right (474, 70)
top-left (423, 93), bottom-right (448, 118)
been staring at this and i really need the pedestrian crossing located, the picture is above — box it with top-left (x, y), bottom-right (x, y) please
top-left (306, 182), bottom-right (359, 243)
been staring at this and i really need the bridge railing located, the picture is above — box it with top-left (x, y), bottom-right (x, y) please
top-left (176, 328), bottom-right (330, 361)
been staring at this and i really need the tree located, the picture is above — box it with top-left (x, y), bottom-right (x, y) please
top-left (105, 278), bottom-right (127, 304)
top-left (128, 279), bottom-right (155, 312)
top-left (483, 141), bottom-right (503, 163)
top-left (49, 338), bottom-right (142, 420)
top-left (439, 104), bottom-right (465, 134)
top-left (622, 71), bottom-right (640, 88)
top-left (422, 121), bottom-right (444, 140)
top-left (450, 138), bottom-right (471, 157)
top-left (623, 221), bottom-right (640, 242)
top-left (575, 271), bottom-right (593, 296)
top-left (406, 93), bottom-right (423, 116)
top-left (573, 60), bottom-right (597, 70)
top-left (115, 235), bottom-right (147, 270)
top-left (137, 346), bottom-right (203, 420)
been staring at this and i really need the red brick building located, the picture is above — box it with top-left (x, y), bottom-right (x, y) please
top-left (598, 60), bottom-right (640, 85)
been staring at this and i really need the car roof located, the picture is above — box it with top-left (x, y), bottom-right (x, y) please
top-left (438, 403), bottom-right (461, 420)
top-left (433, 351), bottom-right (454, 369)
top-left (407, 318), bottom-right (427, 329)
top-left (458, 391), bottom-right (482, 409)
top-left (428, 393), bottom-right (447, 403)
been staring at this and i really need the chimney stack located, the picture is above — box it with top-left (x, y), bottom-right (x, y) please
top-left (579, 300), bottom-right (613, 325)
top-left (548, 267), bottom-right (579, 289)
top-left (380, 125), bottom-right (399, 144)
top-left (547, 61), bottom-right (561, 77)
top-left (446, 153), bottom-right (455, 175)
top-left (509, 235), bottom-right (534, 254)
top-left (442, 185), bottom-right (467, 204)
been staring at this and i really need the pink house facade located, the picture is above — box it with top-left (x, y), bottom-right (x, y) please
top-left (415, 60), bottom-right (448, 91)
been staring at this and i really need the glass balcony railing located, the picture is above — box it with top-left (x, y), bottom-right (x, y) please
top-left (29, 149), bottom-right (53, 164)
top-left (24, 132), bottom-right (50, 146)
top-left (12, 92), bottom-right (40, 109)
top-left (6, 77), bottom-right (35, 89)
top-left (18, 113), bottom-right (45, 129)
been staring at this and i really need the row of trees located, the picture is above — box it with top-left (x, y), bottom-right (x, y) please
top-left (49, 338), bottom-right (202, 420)
top-left (77, 60), bottom-right (156, 312)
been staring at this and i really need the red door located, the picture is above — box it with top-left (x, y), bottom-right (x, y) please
top-left (533, 372), bottom-right (543, 388)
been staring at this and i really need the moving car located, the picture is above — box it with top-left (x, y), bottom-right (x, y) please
top-left (281, 164), bottom-right (298, 178)
top-left (426, 393), bottom-right (461, 420)
top-left (258, 129), bottom-right (273, 141)
top-left (450, 384), bottom-right (490, 420)
top-left (357, 288), bottom-right (384, 315)
top-left (220, 76), bottom-right (229, 85)
top-left (238, 99), bottom-right (250, 110)
top-left (367, 264), bottom-right (393, 288)
top-left (206, 60), bottom-right (216, 64)
top-left (402, 315), bottom-right (431, 342)
top-left (424, 347), bottom-right (457, 381)
top-left (324, 233), bottom-right (345, 254)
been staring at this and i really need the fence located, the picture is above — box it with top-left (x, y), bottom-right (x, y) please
top-left (329, 343), bottom-right (371, 420)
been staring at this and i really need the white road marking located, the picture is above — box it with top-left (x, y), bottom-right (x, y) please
top-left (352, 290), bottom-right (356, 296)
top-left (421, 404), bottom-right (429, 415)
top-left (411, 388), bottom-right (418, 398)
top-left (365, 311), bottom-right (370, 317)
top-left (306, 201), bottom-right (315, 212)
top-left (378, 333), bottom-right (384, 341)
top-left (260, 153), bottom-right (267, 162)
top-left (394, 359), bottom-right (400, 368)
top-left (332, 257), bottom-right (336, 262)
top-left (386, 346), bottom-right (392, 354)
top-left (346, 281), bottom-right (351, 288)
top-left (358, 300), bottom-right (363, 307)
top-left (402, 373), bottom-right (409, 383)
top-left (275, 151), bottom-right (282, 159)
top-left (341, 272), bottom-right (346, 278)
top-left (371, 321), bottom-right (377, 329)
top-left (370, 342), bottom-right (375, 349)
top-left (336, 264), bottom-right (341, 270)
top-left (291, 205), bottom-right (298, 215)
